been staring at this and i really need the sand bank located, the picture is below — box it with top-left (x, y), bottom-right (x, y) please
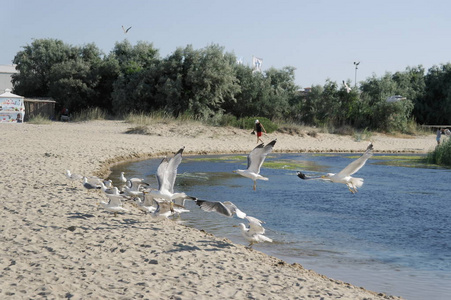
top-left (2, 120), bottom-right (433, 299)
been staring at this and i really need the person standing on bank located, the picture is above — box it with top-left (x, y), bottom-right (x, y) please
top-left (436, 128), bottom-right (442, 145)
top-left (254, 119), bottom-right (266, 144)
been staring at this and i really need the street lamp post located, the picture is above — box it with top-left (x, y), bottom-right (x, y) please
top-left (353, 61), bottom-right (360, 88)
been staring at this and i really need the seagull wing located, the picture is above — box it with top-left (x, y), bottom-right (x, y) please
top-left (246, 216), bottom-right (265, 235)
top-left (156, 157), bottom-right (169, 191)
top-left (247, 139), bottom-right (277, 174)
top-left (337, 143), bottom-right (373, 177)
top-left (106, 194), bottom-right (123, 207)
top-left (195, 200), bottom-right (233, 217)
top-left (165, 147), bottom-right (185, 193)
top-left (223, 201), bottom-right (246, 219)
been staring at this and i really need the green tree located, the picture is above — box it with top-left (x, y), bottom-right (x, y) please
top-left (12, 39), bottom-right (76, 97)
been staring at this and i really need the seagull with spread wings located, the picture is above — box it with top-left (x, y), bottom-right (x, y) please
top-left (235, 216), bottom-right (272, 248)
top-left (234, 139), bottom-right (277, 190)
top-left (195, 200), bottom-right (246, 219)
top-left (122, 25), bottom-right (132, 33)
top-left (297, 142), bottom-right (374, 193)
top-left (146, 147), bottom-right (195, 203)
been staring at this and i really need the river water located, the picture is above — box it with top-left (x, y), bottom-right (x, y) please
top-left (109, 152), bottom-right (451, 300)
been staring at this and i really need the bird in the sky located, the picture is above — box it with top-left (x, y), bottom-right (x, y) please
top-left (297, 142), bottom-right (374, 193)
top-left (122, 26), bottom-right (132, 34)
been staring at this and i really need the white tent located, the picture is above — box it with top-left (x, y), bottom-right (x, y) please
top-left (0, 89), bottom-right (25, 123)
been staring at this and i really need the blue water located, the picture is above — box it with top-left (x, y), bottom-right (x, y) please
top-left (110, 153), bottom-right (451, 300)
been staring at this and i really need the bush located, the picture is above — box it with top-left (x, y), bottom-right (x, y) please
top-left (427, 137), bottom-right (451, 166)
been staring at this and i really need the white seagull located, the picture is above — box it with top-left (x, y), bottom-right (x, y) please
top-left (236, 216), bottom-right (272, 248)
top-left (99, 195), bottom-right (128, 217)
top-left (234, 139), bottom-right (277, 190)
top-left (147, 146), bottom-right (195, 203)
top-left (82, 177), bottom-right (102, 190)
top-left (119, 172), bottom-right (127, 184)
top-left (66, 170), bottom-right (83, 181)
top-left (343, 80), bottom-right (352, 93)
top-left (195, 200), bottom-right (246, 219)
top-left (297, 142), bottom-right (374, 193)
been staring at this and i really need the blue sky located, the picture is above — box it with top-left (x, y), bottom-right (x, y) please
top-left (2, 0), bottom-right (450, 88)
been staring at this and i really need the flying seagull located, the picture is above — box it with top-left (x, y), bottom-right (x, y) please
top-left (147, 146), bottom-right (196, 203)
top-left (236, 216), bottom-right (272, 248)
top-left (122, 26), bottom-right (132, 33)
top-left (195, 200), bottom-right (246, 219)
top-left (297, 142), bottom-right (374, 193)
top-left (234, 139), bottom-right (277, 190)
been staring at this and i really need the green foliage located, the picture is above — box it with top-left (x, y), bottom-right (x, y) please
top-left (427, 138), bottom-right (451, 166)
top-left (11, 38), bottom-right (451, 133)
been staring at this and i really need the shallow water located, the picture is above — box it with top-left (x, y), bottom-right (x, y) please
top-left (110, 153), bottom-right (451, 300)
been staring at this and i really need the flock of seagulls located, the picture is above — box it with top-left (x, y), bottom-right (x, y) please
top-left (66, 139), bottom-right (374, 248)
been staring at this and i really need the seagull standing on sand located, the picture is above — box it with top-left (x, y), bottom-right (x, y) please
top-left (236, 216), bottom-right (272, 248)
top-left (82, 177), bottom-right (102, 190)
top-left (66, 170), bottom-right (83, 181)
top-left (234, 139), bottom-right (277, 190)
top-left (147, 146), bottom-right (196, 203)
top-left (99, 196), bottom-right (128, 217)
top-left (297, 142), bottom-right (374, 193)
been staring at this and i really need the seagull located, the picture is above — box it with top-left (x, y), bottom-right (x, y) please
top-left (66, 170), bottom-right (83, 181)
top-left (147, 146), bottom-right (196, 203)
top-left (195, 200), bottom-right (246, 219)
top-left (99, 196), bottom-right (128, 217)
top-left (297, 142), bottom-right (374, 193)
top-left (122, 25), bottom-right (132, 33)
top-left (150, 199), bottom-right (188, 220)
top-left (236, 216), bottom-right (272, 248)
top-left (234, 139), bottom-right (277, 190)
top-left (82, 177), bottom-right (102, 190)
top-left (133, 195), bottom-right (157, 214)
top-left (119, 172), bottom-right (127, 183)
top-left (99, 182), bottom-right (121, 195)
top-left (343, 80), bottom-right (352, 93)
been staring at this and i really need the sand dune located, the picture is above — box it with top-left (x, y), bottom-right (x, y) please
top-left (1, 120), bottom-right (433, 299)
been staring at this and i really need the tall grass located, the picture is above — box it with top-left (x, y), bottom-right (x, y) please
top-left (71, 107), bottom-right (107, 122)
top-left (427, 137), bottom-right (451, 166)
top-left (27, 114), bottom-right (52, 124)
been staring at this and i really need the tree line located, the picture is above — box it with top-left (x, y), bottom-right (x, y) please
top-left (12, 38), bottom-right (451, 132)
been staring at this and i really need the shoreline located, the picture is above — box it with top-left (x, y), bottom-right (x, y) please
top-left (1, 120), bottom-right (434, 299)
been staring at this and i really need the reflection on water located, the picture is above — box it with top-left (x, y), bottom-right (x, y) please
top-left (110, 153), bottom-right (451, 300)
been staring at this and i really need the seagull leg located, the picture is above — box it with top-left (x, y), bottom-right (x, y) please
top-left (114, 212), bottom-right (118, 217)
top-left (253, 182), bottom-right (256, 191)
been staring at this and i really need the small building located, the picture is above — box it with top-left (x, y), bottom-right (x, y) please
top-left (0, 64), bottom-right (18, 92)
top-left (24, 98), bottom-right (56, 121)
top-left (0, 89), bottom-right (25, 123)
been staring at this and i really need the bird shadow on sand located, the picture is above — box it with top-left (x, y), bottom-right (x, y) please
top-left (67, 212), bottom-right (96, 219)
top-left (198, 239), bottom-right (236, 251)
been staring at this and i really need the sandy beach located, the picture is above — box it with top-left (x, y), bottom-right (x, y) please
top-left (1, 120), bottom-right (436, 299)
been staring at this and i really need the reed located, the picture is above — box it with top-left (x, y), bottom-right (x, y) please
top-left (72, 107), bottom-right (107, 122)
top-left (27, 114), bottom-right (52, 124)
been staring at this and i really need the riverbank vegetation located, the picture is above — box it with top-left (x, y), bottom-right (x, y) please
top-left (11, 39), bottom-right (451, 164)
